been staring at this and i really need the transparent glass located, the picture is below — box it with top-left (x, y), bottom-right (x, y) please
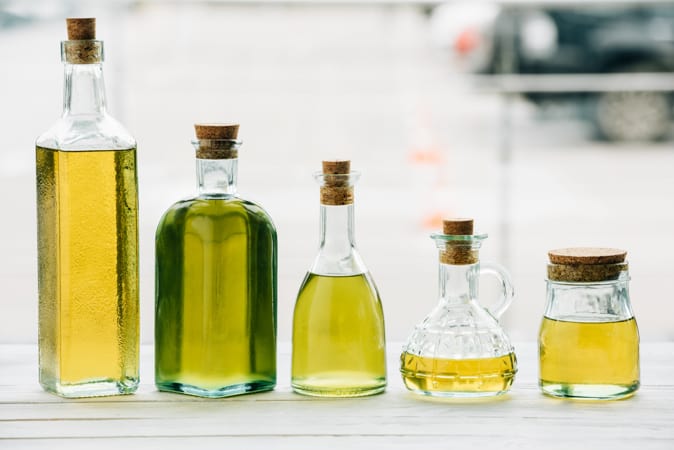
top-left (154, 139), bottom-right (277, 398)
top-left (291, 172), bottom-right (387, 397)
top-left (539, 271), bottom-right (640, 400)
top-left (400, 234), bottom-right (517, 398)
top-left (35, 41), bottom-right (139, 398)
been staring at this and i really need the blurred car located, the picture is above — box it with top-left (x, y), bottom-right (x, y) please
top-left (431, 1), bottom-right (674, 141)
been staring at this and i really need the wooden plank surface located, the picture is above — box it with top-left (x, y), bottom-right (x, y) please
top-left (1, 343), bottom-right (673, 449)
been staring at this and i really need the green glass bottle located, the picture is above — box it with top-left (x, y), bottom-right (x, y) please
top-left (155, 123), bottom-right (277, 398)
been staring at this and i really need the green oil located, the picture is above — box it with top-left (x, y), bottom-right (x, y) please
top-left (155, 196), bottom-right (277, 397)
top-left (291, 272), bottom-right (386, 397)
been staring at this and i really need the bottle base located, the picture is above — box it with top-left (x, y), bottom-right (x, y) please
top-left (403, 386), bottom-right (511, 398)
top-left (291, 378), bottom-right (386, 398)
top-left (540, 380), bottom-right (639, 400)
top-left (156, 380), bottom-right (275, 398)
top-left (40, 378), bottom-right (139, 398)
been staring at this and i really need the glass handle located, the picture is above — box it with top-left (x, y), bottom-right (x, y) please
top-left (479, 261), bottom-right (515, 319)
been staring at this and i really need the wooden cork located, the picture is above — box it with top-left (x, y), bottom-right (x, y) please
top-left (63, 18), bottom-right (101, 64)
top-left (320, 160), bottom-right (353, 205)
top-left (67, 18), bottom-right (96, 40)
top-left (194, 123), bottom-right (240, 159)
top-left (195, 123), bottom-right (239, 140)
top-left (440, 218), bottom-right (478, 265)
top-left (548, 247), bottom-right (628, 282)
top-left (322, 160), bottom-right (350, 175)
top-left (548, 247), bottom-right (626, 265)
top-left (443, 219), bottom-right (473, 236)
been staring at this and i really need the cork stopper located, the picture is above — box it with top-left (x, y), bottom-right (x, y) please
top-left (547, 247), bottom-right (628, 282)
top-left (443, 219), bottom-right (473, 236)
top-left (320, 160), bottom-right (353, 206)
top-left (63, 18), bottom-right (102, 64)
top-left (548, 248), bottom-right (626, 265)
top-left (67, 18), bottom-right (96, 40)
top-left (194, 123), bottom-right (240, 159)
top-left (195, 123), bottom-right (239, 140)
top-left (322, 160), bottom-right (350, 175)
top-left (440, 218), bottom-right (478, 265)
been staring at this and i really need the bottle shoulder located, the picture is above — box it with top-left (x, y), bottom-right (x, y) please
top-left (36, 113), bottom-right (136, 151)
top-left (157, 196), bottom-right (277, 232)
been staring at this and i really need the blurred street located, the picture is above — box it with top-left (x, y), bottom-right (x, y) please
top-left (1, 2), bottom-right (673, 345)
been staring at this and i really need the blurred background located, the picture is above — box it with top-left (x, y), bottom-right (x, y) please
top-left (1, 0), bottom-right (673, 345)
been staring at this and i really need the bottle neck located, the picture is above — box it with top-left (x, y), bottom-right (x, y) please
top-left (63, 63), bottom-right (107, 116)
top-left (197, 158), bottom-right (238, 196)
top-left (319, 203), bottom-right (356, 253)
top-left (439, 261), bottom-right (479, 305)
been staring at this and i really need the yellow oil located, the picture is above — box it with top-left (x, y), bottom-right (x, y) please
top-left (539, 317), bottom-right (639, 399)
top-left (291, 272), bottom-right (386, 397)
top-left (400, 352), bottom-right (516, 397)
top-left (36, 146), bottom-right (139, 397)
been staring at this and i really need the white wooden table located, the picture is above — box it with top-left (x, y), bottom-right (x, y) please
top-left (1, 343), bottom-right (673, 449)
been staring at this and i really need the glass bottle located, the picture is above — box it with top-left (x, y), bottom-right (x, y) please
top-left (400, 219), bottom-right (516, 398)
top-left (539, 247), bottom-right (639, 400)
top-left (291, 160), bottom-right (386, 397)
top-left (35, 18), bottom-right (139, 397)
top-left (155, 123), bottom-right (277, 398)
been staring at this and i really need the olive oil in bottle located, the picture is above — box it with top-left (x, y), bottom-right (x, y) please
top-left (291, 160), bottom-right (386, 397)
top-left (400, 352), bottom-right (516, 394)
top-left (36, 18), bottom-right (139, 398)
top-left (292, 273), bottom-right (386, 395)
top-left (155, 124), bottom-right (277, 398)
top-left (539, 317), bottom-right (639, 397)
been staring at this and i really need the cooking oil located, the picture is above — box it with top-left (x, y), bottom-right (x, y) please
top-left (36, 146), bottom-right (139, 397)
top-left (292, 272), bottom-right (386, 397)
top-left (155, 197), bottom-right (277, 397)
top-left (400, 352), bottom-right (516, 396)
top-left (539, 317), bottom-right (639, 399)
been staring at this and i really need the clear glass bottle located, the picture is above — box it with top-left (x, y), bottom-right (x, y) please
top-left (400, 219), bottom-right (516, 398)
top-left (539, 247), bottom-right (639, 400)
top-left (35, 18), bottom-right (139, 398)
top-left (291, 160), bottom-right (386, 397)
top-left (155, 123), bottom-right (277, 398)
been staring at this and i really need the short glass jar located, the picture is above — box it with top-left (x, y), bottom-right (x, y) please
top-left (538, 248), bottom-right (639, 400)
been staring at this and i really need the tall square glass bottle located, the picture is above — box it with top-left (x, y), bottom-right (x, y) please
top-left (35, 18), bottom-right (139, 397)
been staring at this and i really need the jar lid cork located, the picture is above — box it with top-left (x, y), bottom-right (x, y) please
top-left (322, 160), bottom-right (350, 175)
top-left (443, 218), bottom-right (474, 236)
top-left (549, 247), bottom-right (626, 265)
top-left (548, 247), bottom-right (628, 282)
top-left (67, 18), bottom-right (96, 40)
top-left (194, 123), bottom-right (239, 140)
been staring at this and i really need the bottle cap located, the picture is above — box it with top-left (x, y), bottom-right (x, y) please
top-left (67, 18), bottom-right (96, 40)
top-left (547, 247), bottom-right (628, 282)
top-left (193, 123), bottom-right (240, 159)
top-left (322, 160), bottom-right (350, 175)
top-left (443, 218), bottom-right (474, 236)
top-left (320, 160), bottom-right (353, 205)
top-left (63, 18), bottom-right (102, 64)
top-left (548, 247), bottom-right (626, 265)
top-left (194, 123), bottom-right (239, 140)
